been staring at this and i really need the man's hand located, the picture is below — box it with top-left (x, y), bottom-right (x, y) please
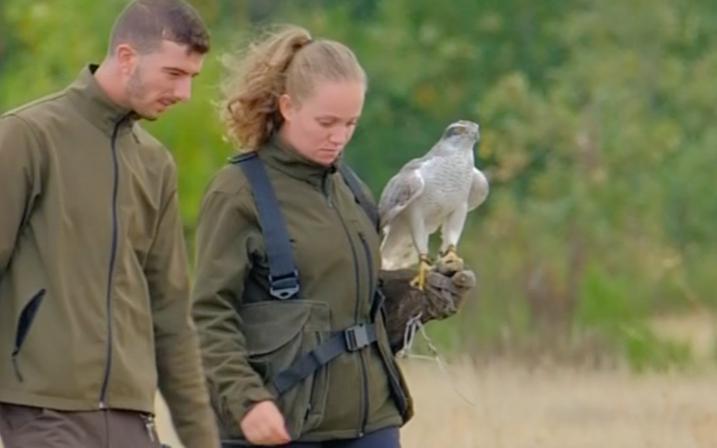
top-left (379, 259), bottom-right (477, 354)
top-left (239, 400), bottom-right (291, 446)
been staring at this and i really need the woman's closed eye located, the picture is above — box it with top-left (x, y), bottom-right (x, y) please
top-left (317, 118), bottom-right (336, 128)
top-left (317, 118), bottom-right (359, 129)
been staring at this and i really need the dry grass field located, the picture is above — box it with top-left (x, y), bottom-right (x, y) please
top-left (150, 360), bottom-right (717, 448)
top-left (153, 312), bottom-right (717, 448)
top-left (3, 313), bottom-right (717, 448)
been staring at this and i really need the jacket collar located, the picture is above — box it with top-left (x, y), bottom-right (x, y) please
top-left (65, 64), bottom-right (139, 136)
top-left (258, 132), bottom-right (339, 188)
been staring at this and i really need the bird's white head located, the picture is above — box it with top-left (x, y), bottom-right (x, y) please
top-left (440, 120), bottom-right (480, 150)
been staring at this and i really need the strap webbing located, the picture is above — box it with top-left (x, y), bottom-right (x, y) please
top-left (338, 163), bottom-right (380, 231)
top-left (233, 153), bottom-right (299, 300)
top-left (271, 323), bottom-right (377, 395)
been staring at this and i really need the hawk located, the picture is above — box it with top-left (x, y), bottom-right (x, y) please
top-left (378, 120), bottom-right (489, 290)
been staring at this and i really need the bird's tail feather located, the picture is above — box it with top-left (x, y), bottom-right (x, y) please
top-left (380, 225), bottom-right (418, 270)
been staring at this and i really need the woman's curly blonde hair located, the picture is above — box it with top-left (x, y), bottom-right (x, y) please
top-left (218, 24), bottom-right (367, 150)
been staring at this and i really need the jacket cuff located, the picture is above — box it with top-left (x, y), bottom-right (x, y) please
top-left (226, 386), bottom-right (276, 424)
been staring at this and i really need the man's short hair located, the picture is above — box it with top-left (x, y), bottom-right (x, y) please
top-left (109, 0), bottom-right (210, 55)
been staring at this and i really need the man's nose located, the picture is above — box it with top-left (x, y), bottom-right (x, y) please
top-left (174, 78), bottom-right (192, 102)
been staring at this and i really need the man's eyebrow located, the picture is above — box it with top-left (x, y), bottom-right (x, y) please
top-left (164, 67), bottom-right (199, 77)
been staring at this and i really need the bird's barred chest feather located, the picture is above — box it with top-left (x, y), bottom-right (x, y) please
top-left (416, 153), bottom-right (475, 229)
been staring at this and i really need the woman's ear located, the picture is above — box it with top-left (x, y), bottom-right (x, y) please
top-left (278, 93), bottom-right (294, 123)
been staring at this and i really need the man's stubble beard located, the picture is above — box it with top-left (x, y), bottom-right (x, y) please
top-left (124, 66), bottom-right (157, 121)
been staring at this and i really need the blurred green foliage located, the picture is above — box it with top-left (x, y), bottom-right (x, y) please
top-left (2, 0), bottom-right (716, 370)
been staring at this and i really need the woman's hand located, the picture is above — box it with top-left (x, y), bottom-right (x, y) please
top-left (239, 400), bottom-right (291, 446)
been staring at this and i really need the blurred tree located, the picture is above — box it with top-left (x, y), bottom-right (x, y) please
top-left (462, 0), bottom-right (717, 358)
top-left (2, 0), bottom-right (716, 365)
top-left (0, 0), bottom-right (7, 109)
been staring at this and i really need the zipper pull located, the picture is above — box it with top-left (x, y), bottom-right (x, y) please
top-left (141, 414), bottom-right (156, 442)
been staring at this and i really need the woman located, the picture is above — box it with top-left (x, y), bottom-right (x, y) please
top-left (191, 25), bottom-right (474, 448)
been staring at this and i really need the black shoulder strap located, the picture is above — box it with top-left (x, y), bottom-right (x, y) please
top-left (228, 153), bottom-right (383, 396)
top-left (229, 152), bottom-right (299, 300)
top-left (337, 163), bottom-right (380, 231)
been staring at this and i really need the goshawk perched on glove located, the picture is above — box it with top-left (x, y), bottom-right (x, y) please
top-left (378, 120), bottom-right (489, 290)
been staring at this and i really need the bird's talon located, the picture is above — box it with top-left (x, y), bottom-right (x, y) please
top-left (410, 255), bottom-right (432, 291)
top-left (439, 245), bottom-right (464, 272)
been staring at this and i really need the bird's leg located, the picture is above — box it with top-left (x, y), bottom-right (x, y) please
top-left (410, 253), bottom-right (432, 291)
top-left (438, 205), bottom-right (468, 273)
top-left (408, 208), bottom-right (431, 291)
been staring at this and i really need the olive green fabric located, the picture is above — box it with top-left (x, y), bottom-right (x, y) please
top-left (192, 134), bottom-right (413, 443)
top-left (0, 65), bottom-right (219, 448)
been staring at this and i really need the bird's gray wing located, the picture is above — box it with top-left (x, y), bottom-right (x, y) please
top-left (468, 167), bottom-right (489, 211)
top-left (378, 161), bottom-right (425, 229)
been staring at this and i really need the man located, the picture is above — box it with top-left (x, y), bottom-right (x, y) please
top-left (0, 1), bottom-right (220, 447)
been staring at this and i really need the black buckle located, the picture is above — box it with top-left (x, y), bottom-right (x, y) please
top-left (344, 324), bottom-right (370, 351)
top-left (269, 271), bottom-right (300, 300)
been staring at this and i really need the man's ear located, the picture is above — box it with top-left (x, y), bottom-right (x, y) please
top-left (115, 43), bottom-right (138, 76)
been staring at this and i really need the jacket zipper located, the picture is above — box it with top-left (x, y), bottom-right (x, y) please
top-left (357, 232), bottom-right (375, 436)
top-left (321, 173), bottom-right (333, 208)
top-left (360, 229), bottom-right (410, 418)
top-left (322, 173), bottom-right (369, 437)
top-left (361, 234), bottom-right (410, 419)
top-left (305, 332), bottom-right (323, 421)
top-left (99, 119), bottom-right (124, 408)
top-left (358, 232), bottom-right (374, 312)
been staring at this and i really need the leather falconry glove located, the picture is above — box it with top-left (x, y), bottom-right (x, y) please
top-left (377, 260), bottom-right (476, 354)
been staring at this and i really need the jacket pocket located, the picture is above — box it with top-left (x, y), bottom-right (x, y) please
top-left (240, 300), bottom-right (331, 439)
top-left (12, 288), bottom-right (46, 382)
